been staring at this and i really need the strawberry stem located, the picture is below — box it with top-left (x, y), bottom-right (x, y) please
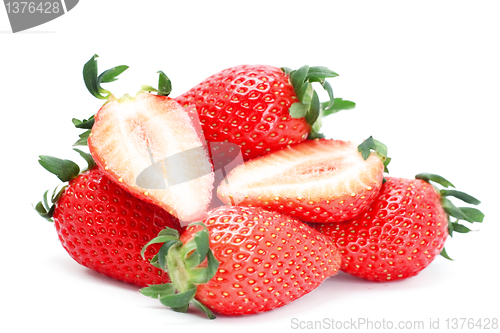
top-left (283, 65), bottom-right (355, 139)
top-left (140, 223), bottom-right (220, 319)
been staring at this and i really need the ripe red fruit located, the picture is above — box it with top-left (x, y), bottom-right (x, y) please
top-left (88, 92), bottom-right (214, 222)
top-left (309, 174), bottom-right (484, 282)
top-left (36, 154), bottom-right (184, 287)
top-left (140, 206), bottom-right (341, 318)
top-left (175, 64), bottom-right (353, 161)
top-left (217, 139), bottom-right (385, 223)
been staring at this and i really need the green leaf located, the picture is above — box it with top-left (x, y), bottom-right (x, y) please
top-left (415, 173), bottom-right (455, 188)
top-left (304, 91), bottom-right (320, 127)
top-left (190, 299), bottom-right (216, 319)
top-left (448, 218), bottom-right (454, 238)
top-left (358, 136), bottom-right (376, 160)
top-left (322, 98), bottom-right (356, 117)
top-left (34, 201), bottom-right (53, 222)
top-left (441, 198), bottom-right (474, 223)
top-left (72, 116), bottom-right (94, 129)
top-left (157, 71), bottom-right (172, 96)
top-left (159, 286), bottom-right (197, 309)
top-left (39, 156), bottom-right (80, 182)
top-left (187, 267), bottom-right (211, 284)
top-left (289, 102), bottom-right (309, 118)
top-left (140, 283), bottom-right (176, 299)
top-left (440, 189), bottom-right (481, 205)
top-left (452, 222), bottom-right (472, 233)
top-left (281, 67), bottom-right (292, 76)
top-left (459, 207), bottom-right (484, 223)
top-left (140, 234), bottom-right (180, 259)
top-left (357, 137), bottom-right (390, 173)
top-left (297, 82), bottom-right (313, 105)
top-left (171, 305), bottom-right (190, 313)
top-left (42, 189), bottom-right (50, 212)
top-left (83, 54), bottom-right (105, 99)
top-left (51, 185), bottom-right (66, 203)
top-left (320, 80), bottom-right (335, 110)
top-left (312, 115), bottom-right (323, 134)
top-left (73, 129), bottom-right (91, 147)
top-left (158, 227), bottom-right (180, 239)
top-left (307, 129), bottom-right (325, 140)
top-left (82, 54), bottom-right (128, 100)
top-left (193, 228), bottom-right (210, 263)
top-left (183, 223), bottom-right (211, 268)
top-left (290, 65), bottom-right (310, 92)
top-left (158, 240), bottom-right (181, 270)
top-left (206, 249), bottom-right (220, 280)
top-left (149, 254), bottom-right (160, 268)
top-left (99, 65), bottom-right (129, 83)
top-left (382, 157), bottom-right (391, 173)
top-left (73, 148), bottom-right (96, 171)
top-left (307, 66), bottom-right (339, 81)
top-left (440, 247), bottom-right (453, 260)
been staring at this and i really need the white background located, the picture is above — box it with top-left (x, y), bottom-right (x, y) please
top-left (1, 1), bottom-right (499, 332)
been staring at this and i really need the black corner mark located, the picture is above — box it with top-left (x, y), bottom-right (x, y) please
top-left (4, 0), bottom-right (79, 33)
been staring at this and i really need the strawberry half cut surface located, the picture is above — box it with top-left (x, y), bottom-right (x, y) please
top-left (88, 92), bottom-right (214, 222)
top-left (217, 139), bottom-right (385, 223)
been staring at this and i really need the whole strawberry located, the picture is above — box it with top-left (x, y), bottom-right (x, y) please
top-left (140, 206), bottom-right (341, 318)
top-left (309, 174), bottom-right (484, 282)
top-left (35, 151), bottom-right (183, 287)
top-left (175, 64), bottom-right (355, 161)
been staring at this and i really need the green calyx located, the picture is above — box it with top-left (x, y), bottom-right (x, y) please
top-left (35, 149), bottom-right (96, 222)
top-left (140, 71), bottom-right (172, 96)
top-left (140, 223), bottom-right (220, 319)
top-left (78, 54), bottom-right (128, 146)
top-left (357, 136), bottom-right (391, 183)
top-left (357, 136), bottom-right (391, 173)
top-left (78, 55), bottom-right (172, 147)
top-left (415, 173), bottom-right (485, 260)
top-left (282, 65), bottom-right (356, 139)
top-left (83, 54), bottom-right (129, 100)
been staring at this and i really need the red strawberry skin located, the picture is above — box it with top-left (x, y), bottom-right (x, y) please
top-left (181, 206), bottom-right (341, 316)
top-left (175, 65), bottom-right (311, 161)
top-left (309, 177), bottom-right (448, 281)
top-left (53, 167), bottom-right (183, 287)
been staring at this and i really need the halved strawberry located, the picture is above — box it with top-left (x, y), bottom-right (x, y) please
top-left (217, 138), bottom-right (386, 223)
top-left (89, 92), bottom-right (214, 222)
top-left (84, 55), bottom-right (214, 222)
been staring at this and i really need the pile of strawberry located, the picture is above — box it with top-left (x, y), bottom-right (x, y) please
top-left (35, 55), bottom-right (484, 319)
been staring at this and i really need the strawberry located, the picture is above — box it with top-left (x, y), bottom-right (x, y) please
top-left (35, 150), bottom-right (183, 287)
top-left (309, 174), bottom-right (484, 282)
top-left (217, 138), bottom-right (387, 223)
top-left (175, 64), bottom-right (355, 161)
top-left (140, 206), bottom-right (341, 318)
top-left (83, 55), bottom-right (214, 222)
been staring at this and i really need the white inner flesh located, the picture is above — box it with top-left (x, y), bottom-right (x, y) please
top-left (221, 141), bottom-right (380, 200)
top-left (94, 94), bottom-right (213, 221)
